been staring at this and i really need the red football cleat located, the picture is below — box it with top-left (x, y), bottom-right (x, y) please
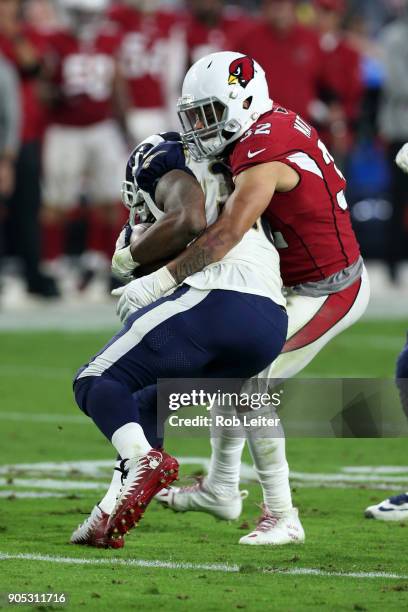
top-left (71, 505), bottom-right (124, 549)
top-left (105, 450), bottom-right (179, 546)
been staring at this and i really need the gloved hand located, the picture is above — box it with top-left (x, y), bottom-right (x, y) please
top-left (111, 245), bottom-right (138, 279)
top-left (115, 223), bottom-right (132, 251)
top-left (396, 143), bottom-right (408, 174)
top-left (111, 267), bottom-right (177, 323)
top-left (111, 223), bottom-right (137, 280)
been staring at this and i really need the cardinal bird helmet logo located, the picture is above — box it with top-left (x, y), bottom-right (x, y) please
top-left (228, 56), bottom-right (255, 89)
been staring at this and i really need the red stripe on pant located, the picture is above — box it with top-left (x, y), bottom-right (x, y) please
top-left (282, 277), bottom-right (362, 354)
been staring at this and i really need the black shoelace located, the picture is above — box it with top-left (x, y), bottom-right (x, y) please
top-left (115, 459), bottom-right (129, 487)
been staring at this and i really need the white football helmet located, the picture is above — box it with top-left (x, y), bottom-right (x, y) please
top-left (178, 51), bottom-right (273, 161)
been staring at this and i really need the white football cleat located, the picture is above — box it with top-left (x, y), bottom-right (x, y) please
top-left (70, 504), bottom-right (123, 548)
top-left (105, 450), bottom-right (179, 546)
top-left (239, 505), bottom-right (305, 545)
top-left (365, 493), bottom-right (408, 521)
top-left (156, 478), bottom-right (248, 521)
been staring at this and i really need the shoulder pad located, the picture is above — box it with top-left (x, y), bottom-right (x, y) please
top-left (124, 132), bottom-right (182, 184)
top-left (135, 140), bottom-right (194, 201)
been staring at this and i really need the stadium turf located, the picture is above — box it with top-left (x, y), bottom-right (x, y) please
top-left (0, 320), bottom-right (407, 611)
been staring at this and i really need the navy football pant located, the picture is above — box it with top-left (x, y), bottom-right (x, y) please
top-left (74, 286), bottom-right (287, 442)
top-left (396, 333), bottom-right (408, 418)
top-left (134, 385), bottom-right (161, 448)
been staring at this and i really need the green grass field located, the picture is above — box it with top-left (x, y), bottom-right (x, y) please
top-left (0, 320), bottom-right (407, 611)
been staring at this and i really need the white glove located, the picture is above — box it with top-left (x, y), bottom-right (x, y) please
top-left (111, 245), bottom-right (139, 279)
top-left (115, 226), bottom-right (129, 252)
top-left (111, 267), bottom-right (177, 323)
top-left (396, 143), bottom-right (408, 174)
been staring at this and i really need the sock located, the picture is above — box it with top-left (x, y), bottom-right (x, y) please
top-left (98, 458), bottom-right (123, 514)
top-left (206, 404), bottom-right (245, 497)
top-left (111, 422), bottom-right (151, 459)
top-left (243, 407), bottom-right (293, 514)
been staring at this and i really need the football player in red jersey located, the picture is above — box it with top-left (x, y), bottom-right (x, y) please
top-left (184, 0), bottom-right (254, 65)
top-left (226, 0), bottom-right (324, 125)
top-left (116, 51), bottom-right (370, 545)
top-left (0, 0), bottom-right (60, 297)
top-left (41, 0), bottom-right (129, 281)
top-left (313, 0), bottom-right (363, 166)
top-left (108, 0), bottom-right (185, 143)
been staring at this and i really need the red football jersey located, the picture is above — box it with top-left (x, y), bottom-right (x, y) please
top-left (319, 34), bottom-right (363, 123)
top-left (229, 106), bottom-right (361, 287)
top-left (227, 22), bottom-right (322, 123)
top-left (108, 5), bottom-right (183, 109)
top-left (186, 9), bottom-right (255, 65)
top-left (44, 25), bottom-right (120, 126)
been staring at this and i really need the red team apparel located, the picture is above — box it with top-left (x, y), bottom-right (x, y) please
top-left (319, 34), bottom-right (363, 149)
top-left (228, 23), bottom-right (323, 123)
top-left (108, 5), bottom-right (182, 111)
top-left (44, 26), bottom-right (121, 126)
top-left (185, 9), bottom-right (255, 64)
top-left (230, 104), bottom-right (361, 287)
top-left (41, 23), bottom-right (127, 215)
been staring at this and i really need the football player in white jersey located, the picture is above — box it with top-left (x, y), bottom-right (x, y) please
top-left (71, 77), bottom-right (291, 548)
top-left (72, 129), bottom-right (289, 547)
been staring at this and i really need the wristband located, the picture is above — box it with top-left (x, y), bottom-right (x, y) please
top-left (155, 266), bottom-right (177, 294)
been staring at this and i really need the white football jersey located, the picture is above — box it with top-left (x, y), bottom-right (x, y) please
top-left (182, 154), bottom-right (285, 307)
top-left (134, 136), bottom-right (285, 307)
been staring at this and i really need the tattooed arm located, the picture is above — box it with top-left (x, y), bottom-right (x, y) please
top-left (167, 161), bottom-right (295, 283)
top-left (113, 161), bottom-right (298, 322)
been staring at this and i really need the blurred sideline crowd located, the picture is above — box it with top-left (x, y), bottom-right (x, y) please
top-left (1, 0), bottom-right (408, 301)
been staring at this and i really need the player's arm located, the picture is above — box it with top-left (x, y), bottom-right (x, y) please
top-left (166, 162), bottom-right (284, 283)
top-left (113, 161), bottom-right (296, 321)
top-left (130, 170), bottom-right (207, 264)
top-left (112, 169), bottom-right (206, 277)
top-left (112, 62), bottom-right (131, 142)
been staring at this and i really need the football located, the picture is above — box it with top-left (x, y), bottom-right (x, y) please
top-left (130, 222), bottom-right (172, 277)
top-left (130, 222), bottom-right (154, 245)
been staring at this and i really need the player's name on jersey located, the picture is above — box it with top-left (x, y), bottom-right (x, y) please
top-left (168, 414), bottom-right (281, 428)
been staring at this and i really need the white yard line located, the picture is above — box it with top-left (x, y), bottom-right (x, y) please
top-left (0, 478), bottom-right (104, 491)
top-left (294, 482), bottom-right (408, 491)
top-left (1, 460), bottom-right (407, 491)
top-left (0, 491), bottom-right (67, 499)
top-left (0, 551), bottom-right (407, 581)
top-left (290, 471), bottom-right (408, 484)
top-left (343, 466), bottom-right (408, 474)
